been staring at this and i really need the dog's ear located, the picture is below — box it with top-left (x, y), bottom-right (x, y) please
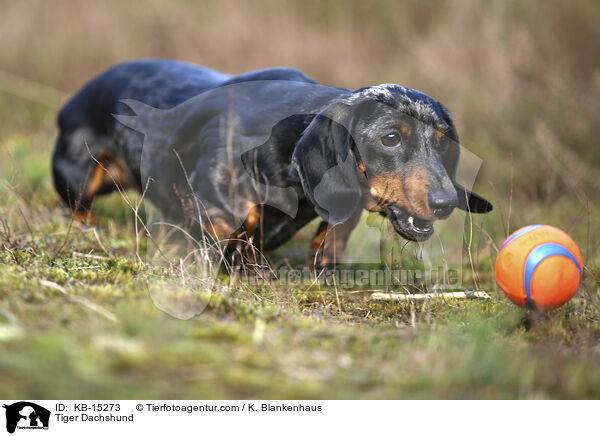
top-left (454, 183), bottom-right (493, 213)
top-left (438, 104), bottom-right (493, 214)
top-left (289, 105), bottom-right (366, 224)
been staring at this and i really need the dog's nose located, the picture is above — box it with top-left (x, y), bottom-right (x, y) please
top-left (428, 191), bottom-right (458, 219)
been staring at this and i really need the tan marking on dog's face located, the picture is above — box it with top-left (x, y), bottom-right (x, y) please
top-left (368, 174), bottom-right (407, 212)
top-left (404, 168), bottom-right (434, 220)
top-left (401, 123), bottom-right (412, 137)
top-left (367, 169), bottom-right (434, 219)
top-left (436, 129), bottom-right (445, 142)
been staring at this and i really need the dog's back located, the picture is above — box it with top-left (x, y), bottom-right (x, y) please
top-left (53, 59), bottom-right (317, 220)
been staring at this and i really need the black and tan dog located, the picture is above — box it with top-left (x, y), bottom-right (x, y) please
top-left (53, 59), bottom-right (492, 264)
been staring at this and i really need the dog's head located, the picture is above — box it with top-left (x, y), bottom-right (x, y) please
top-left (290, 84), bottom-right (493, 241)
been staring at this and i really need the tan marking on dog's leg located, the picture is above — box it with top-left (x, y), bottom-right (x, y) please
top-left (83, 153), bottom-right (135, 224)
top-left (310, 224), bottom-right (328, 253)
top-left (244, 205), bottom-right (261, 237)
top-left (89, 152), bottom-right (135, 197)
top-left (86, 165), bottom-right (106, 200)
top-left (209, 217), bottom-right (235, 242)
top-left (72, 210), bottom-right (97, 226)
top-left (315, 210), bottom-right (363, 265)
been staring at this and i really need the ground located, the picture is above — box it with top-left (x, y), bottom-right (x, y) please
top-left (0, 134), bottom-right (599, 399)
top-left (0, 0), bottom-right (599, 399)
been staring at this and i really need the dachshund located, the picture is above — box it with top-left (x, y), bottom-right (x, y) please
top-left (53, 59), bottom-right (492, 264)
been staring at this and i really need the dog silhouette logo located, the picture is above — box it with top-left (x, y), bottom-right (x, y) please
top-left (2, 402), bottom-right (50, 433)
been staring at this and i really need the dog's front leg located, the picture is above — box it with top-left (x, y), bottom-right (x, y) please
top-left (309, 210), bottom-right (362, 267)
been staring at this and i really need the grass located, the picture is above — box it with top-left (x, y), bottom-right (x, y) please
top-left (0, 0), bottom-right (599, 399)
top-left (0, 133), bottom-right (599, 399)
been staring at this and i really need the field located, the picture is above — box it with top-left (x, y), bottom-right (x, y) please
top-left (0, 0), bottom-right (599, 399)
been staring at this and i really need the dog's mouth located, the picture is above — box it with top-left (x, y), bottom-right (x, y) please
top-left (385, 203), bottom-right (434, 242)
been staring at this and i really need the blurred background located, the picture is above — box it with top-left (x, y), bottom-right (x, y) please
top-left (0, 0), bottom-right (599, 400)
top-left (1, 0), bottom-right (599, 215)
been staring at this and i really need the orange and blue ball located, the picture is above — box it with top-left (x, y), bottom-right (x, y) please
top-left (495, 225), bottom-right (583, 311)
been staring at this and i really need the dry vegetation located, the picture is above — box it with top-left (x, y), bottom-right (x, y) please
top-left (0, 0), bottom-right (599, 399)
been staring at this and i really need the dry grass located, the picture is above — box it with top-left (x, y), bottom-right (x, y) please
top-left (0, 0), bottom-right (599, 399)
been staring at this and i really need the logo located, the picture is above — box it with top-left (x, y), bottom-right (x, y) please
top-left (2, 402), bottom-right (50, 434)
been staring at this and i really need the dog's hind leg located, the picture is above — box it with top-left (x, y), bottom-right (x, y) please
top-left (52, 132), bottom-right (134, 225)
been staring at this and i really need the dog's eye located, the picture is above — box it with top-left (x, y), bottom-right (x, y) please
top-left (381, 132), bottom-right (401, 147)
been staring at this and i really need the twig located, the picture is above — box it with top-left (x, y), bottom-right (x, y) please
top-left (72, 251), bottom-right (109, 260)
top-left (92, 227), bottom-right (113, 258)
top-left (0, 308), bottom-right (21, 326)
top-left (39, 279), bottom-right (118, 323)
top-left (370, 291), bottom-right (491, 301)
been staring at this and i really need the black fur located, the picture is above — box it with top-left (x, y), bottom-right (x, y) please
top-left (53, 59), bottom-right (492, 255)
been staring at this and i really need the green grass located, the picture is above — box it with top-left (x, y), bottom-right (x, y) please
top-left (0, 0), bottom-right (599, 399)
top-left (0, 133), bottom-right (599, 400)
